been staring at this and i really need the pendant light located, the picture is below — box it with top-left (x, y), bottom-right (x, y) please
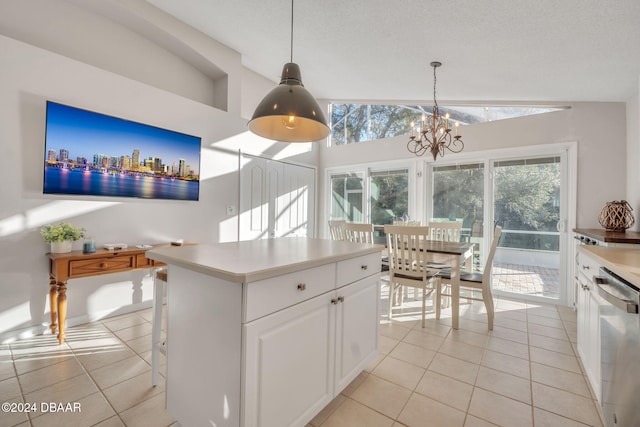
top-left (248, 0), bottom-right (329, 142)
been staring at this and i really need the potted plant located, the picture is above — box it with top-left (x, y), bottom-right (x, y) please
top-left (41, 222), bottom-right (85, 253)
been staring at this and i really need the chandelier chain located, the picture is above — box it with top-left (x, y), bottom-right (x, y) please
top-left (432, 64), bottom-right (438, 117)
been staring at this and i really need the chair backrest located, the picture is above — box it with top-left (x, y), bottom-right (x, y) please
top-left (428, 221), bottom-right (462, 242)
top-left (384, 225), bottom-right (433, 280)
top-left (328, 219), bottom-right (346, 240)
top-left (482, 226), bottom-right (502, 283)
top-left (343, 223), bottom-right (375, 244)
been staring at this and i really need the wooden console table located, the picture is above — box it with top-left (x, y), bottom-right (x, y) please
top-left (47, 246), bottom-right (165, 344)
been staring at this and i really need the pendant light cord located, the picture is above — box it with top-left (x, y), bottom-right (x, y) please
top-left (290, 0), bottom-right (294, 63)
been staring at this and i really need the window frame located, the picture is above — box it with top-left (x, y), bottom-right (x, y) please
top-left (325, 160), bottom-right (416, 232)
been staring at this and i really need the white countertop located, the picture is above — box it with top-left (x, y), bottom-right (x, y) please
top-left (147, 237), bottom-right (383, 283)
top-left (578, 245), bottom-right (640, 288)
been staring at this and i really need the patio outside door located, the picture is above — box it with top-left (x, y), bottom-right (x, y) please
top-left (491, 155), bottom-right (564, 302)
top-left (429, 150), bottom-right (571, 304)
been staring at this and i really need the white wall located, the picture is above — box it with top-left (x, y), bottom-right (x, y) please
top-left (626, 84), bottom-right (640, 230)
top-left (319, 103), bottom-right (627, 230)
top-left (0, 34), bottom-right (238, 341)
top-left (0, 2), bottom-right (321, 341)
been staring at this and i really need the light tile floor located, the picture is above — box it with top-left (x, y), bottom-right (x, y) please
top-left (0, 287), bottom-right (602, 427)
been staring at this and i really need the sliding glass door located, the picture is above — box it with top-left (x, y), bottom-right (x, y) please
top-left (428, 149), bottom-right (571, 303)
top-left (492, 156), bottom-right (562, 300)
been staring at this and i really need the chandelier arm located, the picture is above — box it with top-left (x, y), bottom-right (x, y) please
top-left (448, 137), bottom-right (465, 153)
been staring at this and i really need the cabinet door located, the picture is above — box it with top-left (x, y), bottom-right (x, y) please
top-left (586, 289), bottom-right (601, 400)
top-left (576, 277), bottom-right (589, 363)
top-left (243, 292), bottom-right (335, 427)
top-left (576, 277), bottom-right (601, 401)
top-left (334, 274), bottom-right (380, 392)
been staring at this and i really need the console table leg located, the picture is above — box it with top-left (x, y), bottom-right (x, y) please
top-left (49, 279), bottom-right (58, 335)
top-left (57, 282), bottom-right (67, 344)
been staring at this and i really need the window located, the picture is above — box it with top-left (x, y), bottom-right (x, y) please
top-left (493, 157), bottom-right (561, 251)
top-left (330, 173), bottom-right (364, 222)
top-left (329, 103), bottom-right (567, 145)
top-left (370, 169), bottom-right (409, 225)
top-left (329, 168), bottom-right (411, 225)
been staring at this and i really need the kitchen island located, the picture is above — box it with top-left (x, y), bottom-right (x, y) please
top-left (147, 237), bottom-right (383, 427)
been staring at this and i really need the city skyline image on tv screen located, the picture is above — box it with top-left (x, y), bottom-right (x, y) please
top-left (43, 101), bottom-right (201, 201)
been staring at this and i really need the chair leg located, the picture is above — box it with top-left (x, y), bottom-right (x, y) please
top-left (483, 291), bottom-right (495, 330)
top-left (435, 277), bottom-right (442, 320)
top-left (421, 286), bottom-right (426, 328)
top-left (388, 282), bottom-right (395, 321)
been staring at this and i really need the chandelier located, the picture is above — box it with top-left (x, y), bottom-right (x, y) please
top-left (407, 61), bottom-right (464, 160)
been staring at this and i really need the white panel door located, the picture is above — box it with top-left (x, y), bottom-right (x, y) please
top-left (242, 292), bottom-right (335, 427)
top-left (334, 275), bottom-right (380, 392)
top-left (240, 154), bottom-right (315, 240)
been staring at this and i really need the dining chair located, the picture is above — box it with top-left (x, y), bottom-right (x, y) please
top-left (328, 219), bottom-right (346, 240)
top-left (435, 226), bottom-right (502, 330)
top-left (384, 225), bottom-right (440, 328)
top-left (343, 222), bottom-right (375, 243)
top-left (425, 221), bottom-right (464, 306)
top-left (428, 221), bottom-right (462, 242)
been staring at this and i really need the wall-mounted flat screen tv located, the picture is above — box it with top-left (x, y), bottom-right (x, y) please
top-left (44, 101), bottom-right (201, 201)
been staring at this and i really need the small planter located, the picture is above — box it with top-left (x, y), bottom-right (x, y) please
top-left (50, 240), bottom-right (73, 254)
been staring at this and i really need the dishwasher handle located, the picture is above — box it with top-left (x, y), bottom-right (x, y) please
top-left (595, 277), bottom-right (639, 314)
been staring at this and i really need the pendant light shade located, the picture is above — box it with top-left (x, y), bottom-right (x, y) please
top-left (248, 63), bottom-right (329, 142)
top-left (248, 0), bottom-right (329, 142)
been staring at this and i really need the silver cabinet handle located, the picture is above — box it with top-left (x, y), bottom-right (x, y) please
top-left (297, 283), bottom-right (306, 291)
top-left (361, 265), bottom-right (368, 271)
top-left (337, 296), bottom-right (344, 303)
top-left (582, 265), bottom-right (590, 270)
top-left (331, 298), bottom-right (338, 305)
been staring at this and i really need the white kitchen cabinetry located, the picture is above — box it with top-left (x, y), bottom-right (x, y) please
top-left (243, 290), bottom-right (335, 427)
top-left (148, 239), bottom-right (381, 427)
top-left (334, 274), bottom-right (379, 391)
top-left (576, 249), bottom-right (602, 400)
top-left (243, 253), bottom-right (380, 427)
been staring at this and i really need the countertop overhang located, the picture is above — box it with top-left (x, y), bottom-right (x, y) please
top-left (577, 245), bottom-right (640, 288)
top-left (147, 237), bottom-right (384, 283)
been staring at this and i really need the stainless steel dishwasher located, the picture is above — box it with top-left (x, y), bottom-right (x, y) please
top-left (595, 268), bottom-right (640, 427)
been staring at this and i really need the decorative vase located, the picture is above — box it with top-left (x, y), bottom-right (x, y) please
top-left (50, 240), bottom-right (73, 254)
top-left (598, 200), bottom-right (635, 232)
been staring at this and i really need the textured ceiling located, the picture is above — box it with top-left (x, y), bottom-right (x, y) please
top-left (146, 0), bottom-right (640, 103)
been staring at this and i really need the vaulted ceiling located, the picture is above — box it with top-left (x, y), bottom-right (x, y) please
top-left (144, 0), bottom-right (640, 104)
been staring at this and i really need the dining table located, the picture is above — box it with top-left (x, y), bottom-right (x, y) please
top-left (419, 239), bottom-right (474, 330)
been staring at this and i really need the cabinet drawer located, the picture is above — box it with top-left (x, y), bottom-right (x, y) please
top-left (336, 252), bottom-right (381, 288)
top-left (69, 255), bottom-right (135, 277)
top-left (136, 253), bottom-right (154, 267)
top-left (244, 263), bottom-right (336, 322)
top-left (577, 252), bottom-right (600, 280)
